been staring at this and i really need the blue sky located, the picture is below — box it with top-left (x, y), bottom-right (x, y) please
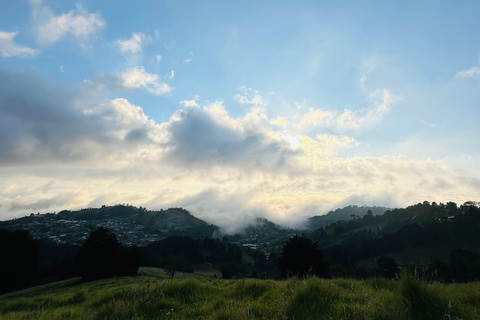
top-left (0, 0), bottom-right (479, 231)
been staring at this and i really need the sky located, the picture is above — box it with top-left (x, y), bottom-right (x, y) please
top-left (0, 0), bottom-right (479, 232)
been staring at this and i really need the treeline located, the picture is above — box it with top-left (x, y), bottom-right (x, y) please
top-left (1, 200), bottom-right (480, 296)
top-left (138, 236), bottom-right (242, 273)
top-left (308, 205), bottom-right (391, 230)
top-left (313, 201), bottom-right (480, 282)
top-left (0, 228), bottom-right (247, 295)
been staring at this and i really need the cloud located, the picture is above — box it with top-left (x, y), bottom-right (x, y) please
top-left (156, 54), bottom-right (162, 63)
top-left (185, 52), bottom-right (193, 63)
top-left (164, 189), bottom-right (269, 234)
top-left (455, 67), bottom-right (480, 78)
top-left (83, 98), bottom-right (164, 144)
top-left (0, 67), bottom-right (478, 232)
top-left (298, 89), bottom-right (398, 131)
top-left (169, 70), bottom-right (175, 79)
top-left (270, 117), bottom-right (288, 128)
top-left (180, 96), bottom-right (200, 108)
top-left (455, 57), bottom-right (480, 78)
top-left (234, 86), bottom-right (268, 109)
top-left (120, 67), bottom-right (172, 95)
top-left (0, 65), bottom-right (163, 166)
top-left (117, 32), bottom-right (150, 54)
top-left (10, 192), bottom-right (83, 212)
top-left (0, 31), bottom-right (37, 58)
top-left (33, 4), bottom-right (105, 46)
top-left (359, 74), bottom-right (367, 85)
top-left (90, 67), bottom-right (173, 96)
top-left (163, 102), bottom-right (299, 171)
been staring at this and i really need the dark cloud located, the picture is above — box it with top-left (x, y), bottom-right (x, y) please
top-left (0, 65), bottom-right (300, 174)
top-left (164, 108), bottom-right (299, 172)
top-left (0, 65), bottom-right (156, 165)
top-left (0, 66), bottom-right (103, 163)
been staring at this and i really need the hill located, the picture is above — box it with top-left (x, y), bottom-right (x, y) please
top-left (0, 205), bottom-right (214, 246)
top-left (311, 201), bottom-right (480, 279)
top-left (0, 272), bottom-right (479, 319)
top-left (308, 205), bottom-right (391, 230)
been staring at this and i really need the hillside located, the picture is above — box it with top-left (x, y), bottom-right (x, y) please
top-left (312, 201), bottom-right (480, 278)
top-left (0, 204), bottom-right (393, 248)
top-left (0, 205), bottom-right (213, 246)
top-left (1, 272), bottom-right (479, 319)
top-left (308, 205), bottom-right (391, 230)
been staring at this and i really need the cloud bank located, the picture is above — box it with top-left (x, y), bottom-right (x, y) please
top-left (0, 65), bottom-right (478, 232)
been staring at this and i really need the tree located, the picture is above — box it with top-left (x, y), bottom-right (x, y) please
top-left (449, 248), bottom-right (480, 283)
top-left (278, 235), bottom-right (328, 279)
top-left (165, 265), bottom-right (176, 278)
top-left (75, 227), bottom-right (137, 281)
top-left (220, 264), bottom-right (238, 279)
top-left (376, 256), bottom-right (399, 279)
top-left (0, 230), bottom-right (38, 294)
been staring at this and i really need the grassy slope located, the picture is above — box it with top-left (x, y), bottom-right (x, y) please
top-left (1, 269), bottom-right (479, 320)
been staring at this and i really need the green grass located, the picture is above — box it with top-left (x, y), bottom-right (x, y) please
top-left (1, 269), bottom-right (479, 319)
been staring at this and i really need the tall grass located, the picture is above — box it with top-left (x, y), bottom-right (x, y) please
top-left (0, 272), bottom-right (479, 319)
top-left (399, 274), bottom-right (470, 320)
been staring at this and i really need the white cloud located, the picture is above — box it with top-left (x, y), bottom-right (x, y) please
top-left (234, 86), bottom-right (268, 109)
top-left (270, 117), bottom-right (288, 128)
top-left (117, 32), bottom-right (150, 54)
top-left (169, 70), bottom-right (175, 79)
top-left (0, 66), bottom-right (478, 232)
top-left (34, 4), bottom-right (105, 46)
top-left (180, 96), bottom-right (200, 108)
top-left (120, 67), bottom-right (172, 95)
top-left (299, 108), bottom-right (335, 126)
top-left (455, 67), bottom-right (480, 78)
top-left (359, 74), bottom-right (367, 85)
top-left (156, 54), bottom-right (162, 63)
top-left (185, 52), bottom-right (193, 63)
top-left (455, 57), bottom-right (480, 78)
top-left (0, 31), bottom-right (37, 58)
top-left (298, 89), bottom-right (398, 131)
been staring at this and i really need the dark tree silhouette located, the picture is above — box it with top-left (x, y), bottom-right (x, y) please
top-left (0, 230), bottom-right (38, 294)
top-left (75, 227), bottom-right (137, 281)
top-left (376, 256), bottom-right (399, 279)
top-left (449, 248), bottom-right (480, 283)
top-left (278, 235), bottom-right (328, 279)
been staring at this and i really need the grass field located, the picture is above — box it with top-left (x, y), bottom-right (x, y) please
top-left (1, 268), bottom-right (479, 319)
